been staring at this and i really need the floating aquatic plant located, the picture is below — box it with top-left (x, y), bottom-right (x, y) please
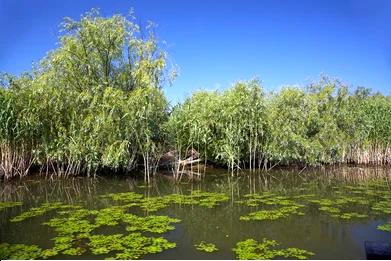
top-left (10, 202), bottom-right (80, 222)
top-left (372, 200), bottom-right (391, 214)
top-left (232, 238), bottom-right (314, 260)
top-left (309, 195), bottom-right (371, 220)
top-left (44, 208), bottom-right (97, 237)
top-left (0, 201), bottom-right (22, 211)
top-left (240, 206), bottom-right (304, 221)
top-left (292, 194), bottom-right (317, 200)
top-left (377, 222), bottom-right (391, 232)
top-left (101, 192), bottom-right (144, 202)
top-left (195, 241), bottom-right (218, 252)
top-left (124, 214), bottom-right (181, 233)
top-left (88, 233), bottom-right (176, 259)
top-left (138, 197), bottom-right (171, 212)
top-left (237, 193), bottom-right (305, 209)
top-left (94, 206), bottom-right (126, 226)
top-left (189, 190), bottom-right (230, 208)
top-left (318, 206), bottom-right (341, 214)
top-left (339, 212), bottom-right (368, 220)
top-left (0, 243), bottom-right (43, 260)
top-left (100, 190), bottom-right (229, 211)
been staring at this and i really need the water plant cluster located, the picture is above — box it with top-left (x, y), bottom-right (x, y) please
top-left (1, 178), bottom-right (391, 260)
top-left (1, 9), bottom-right (391, 181)
top-left (0, 190), bottom-right (231, 259)
top-left (232, 238), bottom-right (314, 259)
top-left (3, 201), bottom-right (180, 259)
top-left (236, 181), bottom-right (391, 226)
top-left (0, 243), bottom-right (43, 260)
top-left (10, 202), bottom-right (80, 222)
top-left (194, 241), bottom-right (219, 252)
top-left (101, 190), bottom-right (230, 211)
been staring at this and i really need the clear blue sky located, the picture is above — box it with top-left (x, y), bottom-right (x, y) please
top-left (1, 0), bottom-right (390, 104)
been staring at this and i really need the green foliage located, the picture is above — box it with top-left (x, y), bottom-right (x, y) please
top-left (339, 212), bottom-right (368, 219)
top-left (167, 79), bottom-right (268, 172)
top-left (0, 9), bottom-right (172, 179)
top-left (0, 243), bottom-right (43, 260)
top-left (10, 202), bottom-right (79, 222)
top-left (0, 201), bottom-right (21, 211)
top-left (169, 76), bottom-right (391, 170)
top-left (194, 241), bottom-right (218, 252)
top-left (232, 238), bottom-right (314, 260)
top-left (240, 206), bottom-right (304, 221)
top-left (101, 190), bottom-right (229, 211)
top-left (101, 192), bottom-right (144, 202)
top-left (372, 200), bottom-right (391, 214)
top-left (88, 233), bottom-right (176, 259)
top-left (124, 214), bottom-right (181, 233)
top-left (44, 209), bottom-right (97, 237)
top-left (377, 222), bottom-right (391, 232)
top-left (237, 193), bottom-right (300, 207)
top-left (0, 6), bottom-right (391, 179)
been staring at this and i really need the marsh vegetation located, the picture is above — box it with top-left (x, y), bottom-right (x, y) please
top-left (1, 10), bottom-right (391, 181)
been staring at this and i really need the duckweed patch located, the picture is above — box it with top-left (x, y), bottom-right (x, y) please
top-left (232, 238), bottom-right (314, 260)
top-left (195, 241), bottom-right (218, 252)
top-left (0, 201), bottom-right (22, 211)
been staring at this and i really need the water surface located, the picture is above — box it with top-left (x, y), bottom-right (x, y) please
top-left (1, 166), bottom-right (391, 259)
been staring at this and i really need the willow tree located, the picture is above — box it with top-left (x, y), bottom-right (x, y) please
top-left (0, 9), bottom-right (174, 179)
top-left (39, 8), bottom-right (175, 92)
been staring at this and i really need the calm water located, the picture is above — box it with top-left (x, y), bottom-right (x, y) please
top-left (1, 166), bottom-right (391, 259)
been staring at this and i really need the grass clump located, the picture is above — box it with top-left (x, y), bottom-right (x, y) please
top-left (195, 241), bottom-right (218, 252)
top-left (232, 238), bottom-right (314, 260)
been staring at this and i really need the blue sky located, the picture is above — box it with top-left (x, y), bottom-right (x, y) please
top-left (0, 0), bottom-right (390, 104)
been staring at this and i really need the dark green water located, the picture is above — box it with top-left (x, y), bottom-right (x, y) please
top-left (1, 166), bottom-right (391, 259)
